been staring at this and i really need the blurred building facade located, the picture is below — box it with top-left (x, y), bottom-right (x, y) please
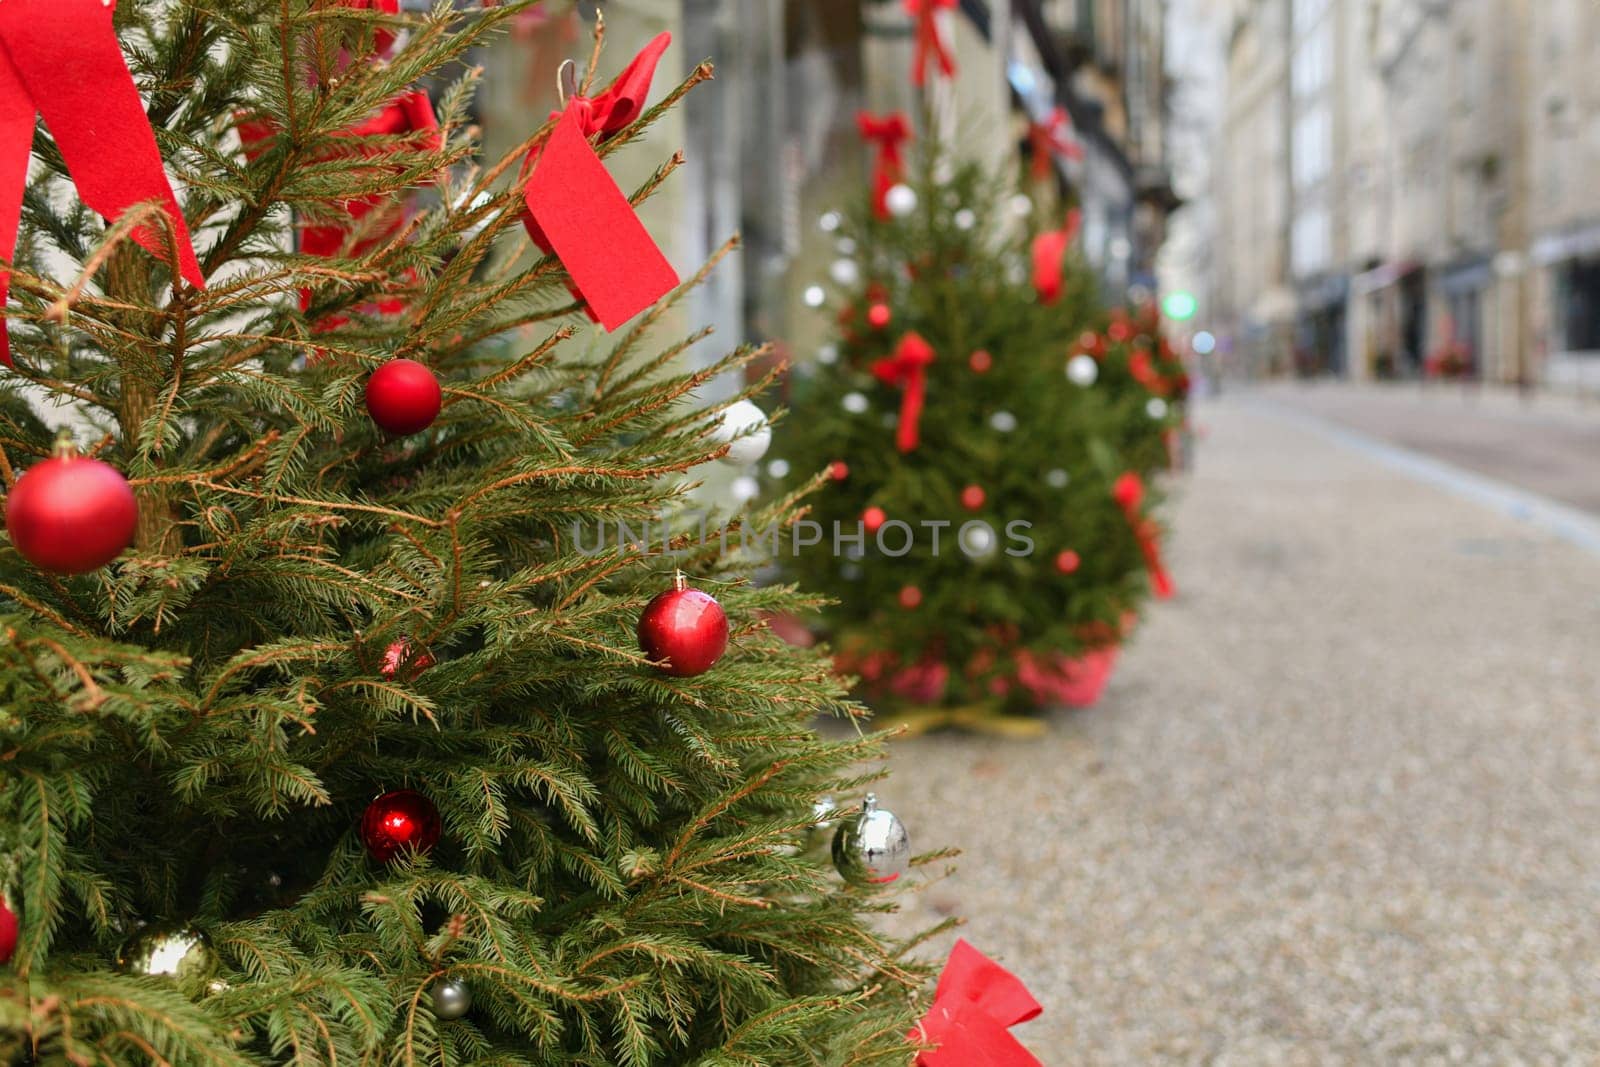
top-left (1212, 0), bottom-right (1600, 387)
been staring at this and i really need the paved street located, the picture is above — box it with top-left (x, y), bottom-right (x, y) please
top-left (875, 393), bottom-right (1600, 1064)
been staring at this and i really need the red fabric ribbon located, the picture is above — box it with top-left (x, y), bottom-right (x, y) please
top-left (0, 0), bottom-right (206, 366)
top-left (873, 332), bottom-right (935, 453)
top-left (520, 32), bottom-right (678, 330)
top-left (1027, 106), bottom-right (1084, 182)
top-left (912, 939), bottom-right (1042, 1066)
top-left (857, 111), bottom-right (911, 220)
top-left (1030, 208), bottom-right (1082, 306)
top-left (904, 0), bottom-right (958, 88)
top-left (1112, 472), bottom-right (1175, 599)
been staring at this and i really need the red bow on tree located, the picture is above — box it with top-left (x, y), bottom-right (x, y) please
top-left (1030, 208), bottom-right (1083, 306)
top-left (904, 0), bottom-right (958, 88)
top-left (857, 111), bottom-right (911, 220)
top-left (872, 332), bottom-right (935, 453)
top-left (0, 0), bottom-right (207, 366)
top-left (1112, 472), bottom-right (1175, 599)
top-left (521, 32), bottom-right (679, 331)
top-left (911, 939), bottom-right (1042, 1066)
top-left (1027, 106), bottom-right (1084, 182)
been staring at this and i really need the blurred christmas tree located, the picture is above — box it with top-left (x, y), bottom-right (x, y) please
top-left (771, 131), bottom-right (1176, 734)
top-left (0, 2), bottom-right (943, 1063)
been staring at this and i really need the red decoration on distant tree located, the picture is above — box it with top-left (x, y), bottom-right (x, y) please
top-left (1077, 330), bottom-right (1104, 357)
top-left (366, 358), bottom-right (442, 436)
top-left (830, 460), bottom-right (850, 482)
top-left (1027, 105), bottom-right (1084, 182)
top-left (911, 939), bottom-right (1043, 1066)
top-left (637, 576), bottom-right (729, 677)
top-left (1112, 472), bottom-right (1174, 599)
top-left (968, 349), bottom-right (992, 374)
top-left (898, 585), bottom-right (923, 610)
top-left (1054, 549), bottom-right (1080, 575)
top-left (904, 0), bottom-right (957, 88)
top-left (521, 32), bottom-right (679, 330)
top-left (5, 450), bottom-right (137, 574)
top-left (867, 303), bottom-right (893, 330)
top-left (1108, 318), bottom-right (1133, 343)
top-left (0, 895), bottom-right (16, 965)
top-left (960, 485), bottom-right (986, 511)
top-left (361, 788), bottom-right (442, 863)
top-left (862, 506), bottom-right (887, 534)
top-left (872, 332), bottom-right (936, 452)
top-left (1030, 208), bottom-right (1082, 305)
top-left (858, 111), bottom-right (911, 220)
top-left (0, 0), bottom-right (207, 366)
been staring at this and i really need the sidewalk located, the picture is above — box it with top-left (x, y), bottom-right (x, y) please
top-left (877, 395), bottom-right (1600, 1064)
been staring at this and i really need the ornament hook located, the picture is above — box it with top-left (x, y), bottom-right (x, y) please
top-left (556, 59), bottom-right (578, 108)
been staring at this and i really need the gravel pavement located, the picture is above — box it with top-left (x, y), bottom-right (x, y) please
top-left (872, 394), bottom-right (1600, 1064)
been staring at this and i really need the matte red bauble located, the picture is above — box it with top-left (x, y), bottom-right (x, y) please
top-left (898, 585), bottom-right (922, 609)
top-left (5, 454), bottom-right (137, 574)
top-left (866, 303), bottom-right (892, 329)
top-left (1055, 549), bottom-right (1081, 575)
top-left (968, 349), bottom-right (992, 373)
top-left (829, 460), bottom-right (850, 482)
top-left (360, 789), bottom-right (441, 863)
top-left (0, 895), bottom-right (17, 965)
top-left (365, 358), bottom-right (442, 436)
top-left (960, 485), bottom-right (986, 511)
top-left (862, 506), bottom-right (887, 534)
top-left (637, 580), bottom-right (729, 677)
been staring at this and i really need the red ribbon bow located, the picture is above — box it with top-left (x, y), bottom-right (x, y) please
top-left (0, 0), bottom-right (206, 366)
top-left (904, 0), bottom-right (958, 88)
top-left (520, 32), bottom-right (679, 331)
top-left (1030, 208), bottom-right (1082, 306)
top-left (872, 332), bottom-right (935, 453)
top-left (912, 939), bottom-right (1042, 1066)
top-left (857, 111), bottom-right (911, 220)
top-left (1112, 472), bottom-right (1175, 599)
top-left (1028, 106), bottom-right (1084, 182)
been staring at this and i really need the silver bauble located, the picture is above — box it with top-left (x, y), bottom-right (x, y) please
top-left (831, 794), bottom-right (911, 885)
top-left (842, 392), bottom-right (870, 415)
top-left (829, 257), bottom-right (861, 287)
top-left (429, 976), bottom-right (472, 1020)
top-left (988, 410), bottom-right (1018, 433)
top-left (1146, 397), bottom-right (1170, 419)
top-left (1045, 468), bottom-right (1071, 489)
top-left (885, 183), bottom-right (919, 218)
top-left (1066, 354), bottom-right (1099, 387)
top-left (803, 796), bottom-right (839, 852)
top-left (117, 925), bottom-right (218, 995)
top-left (959, 521), bottom-right (998, 560)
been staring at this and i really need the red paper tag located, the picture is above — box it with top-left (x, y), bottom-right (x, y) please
top-left (522, 108), bottom-right (677, 331)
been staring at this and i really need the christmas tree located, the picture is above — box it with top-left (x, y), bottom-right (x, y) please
top-left (771, 134), bottom-right (1176, 733)
top-left (0, 2), bottom-right (942, 1063)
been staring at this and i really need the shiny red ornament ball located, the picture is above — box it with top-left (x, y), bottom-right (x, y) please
top-left (866, 303), bottom-right (892, 329)
top-left (365, 358), bottom-right (442, 436)
top-left (637, 583), bottom-right (729, 676)
top-left (968, 349), bottom-right (992, 374)
top-left (0, 896), bottom-right (17, 965)
top-left (380, 637), bottom-right (435, 680)
top-left (960, 484), bottom-right (986, 511)
top-left (829, 460), bottom-right (850, 482)
top-left (5, 454), bottom-right (137, 574)
top-left (1107, 320), bottom-right (1132, 343)
top-left (862, 506), bottom-right (887, 534)
top-left (361, 789), bottom-right (441, 863)
top-left (898, 585), bottom-right (922, 609)
top-left (1055, 549), bottom-right (1081, 575)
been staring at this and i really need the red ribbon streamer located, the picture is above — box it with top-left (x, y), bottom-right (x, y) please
top-left (1027, 106), bottom-right (1084, 182)
top-left (872, 332), bottom-right (935, 453)
top-left (904, 0), bottom-right (958, 88)
top-left (1029, 208), bottom-right (1082, 306)
top-left (520, 32), bottom-right (678, 331)
top-left (0, 0), bottom-right (206, 366)
top-left (1112, 471), bottom-right (1175, 599)
top-left (857, 111), bottom-right (911, 220)
top-left (912, 939), bottom-right (1043, 1066)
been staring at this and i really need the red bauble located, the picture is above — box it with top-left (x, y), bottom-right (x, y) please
top-left (1055, 549), bottom-right (1081, 575)
top-left (898, 585), bottom-right (922, 609)
top-left (862, 506), bottom-right (887, 534)
top-left (0, 896), bottom-right (17, 965)
top-left (960, 485), bottom-right (986, 511)
top-left (829, 460), bottom-right (850, 482)
top-left (866, 303), bottom-right (892, 329)
top-left (380, 637), bottom-right (435, 680)
top-left (968, 349), bottom-right (992, 374)
top-left (637, 582), bottom-right (729, 677)
top-left (365, 358), bottom-right (442, 436)
top-left (5, 454), bottom-right (137, 574)
top-left (1077, 330), bottom-right (1103, 357)
top-left (361, 789), bottom-right (442, 863)
top-left (1107, 320), bottom-right (1132, 343)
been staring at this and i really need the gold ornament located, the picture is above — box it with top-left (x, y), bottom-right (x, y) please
top-left (116, 925), bottom-right (218, 995)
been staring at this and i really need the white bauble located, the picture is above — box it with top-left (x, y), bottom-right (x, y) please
top-left (817, 344), bottom-right (840, 365)
top-left (766, 458), bottom-right (791, 479)
top-left (829, 258), bottom-right (861, 287)
top-left (1008, 193), bottom-right (1034, 217)
top-left (835, 236), bottom-right (858, 255)
top-left (1066, 354), bottom-right (1099, 387)
top-left (818, 211), bottom-right (842, 233)
top-left (954, 208), bottom-right (977, 231)
top-left (958, 521), bottom-right (998, 559)
top-left (989, 410), bottom-right (1018, 433)
top-left (1045, 468), bottom-right (1071, 489)
top-left (730, 475), bottom-right (761, 504)
top-left (715, 400), bottom-right (772, 467)
top-left (1146, 397), bottom-right (1170, 419)
top-left (884, 183), bottom-right (919, 218)
top-left (842, 392), bottom-right (869, 414)
top-left (803, 285), bottom-right (826, 308)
